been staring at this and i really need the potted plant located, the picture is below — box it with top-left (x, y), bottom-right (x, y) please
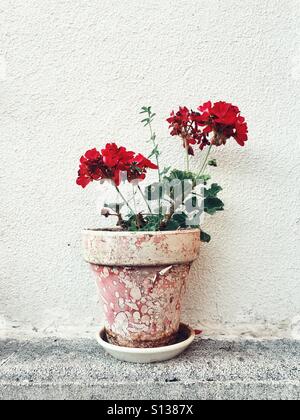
top-left (77, 101), bottom-right (248, 349)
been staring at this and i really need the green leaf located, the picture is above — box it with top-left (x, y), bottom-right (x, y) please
top-left (140, 106), bottom-right (149, 114)
top-left (204, 183), bottom-right (224, 215)
top-left (148, 145), bottom-right (160, 159)
top-left (165, 169), bottom-right (193, 182)
top-left (197, 174), bottom-right (211, 184)
top-left (161, 213), bottom-right (188, 231)
top-left (205, 183), bottom-right (223, 198)
top-left (208, 159), bottom-right (217, 167)
top-left (200, 231), bottom-right (211, 243)
top-left (172, 213), bottom-right (188, 227)
top-left (141, 215), bottom-right (164, 232)
top-left (160, 166), bottom-right (171, 177)
top-left (165, 169), bottom-right (211, 187)
top-left (129, 225), bottom-right (138, 232)
top-left (124, 216), bottom-right (139, 231)
top-left (163, 220), bottom-right (180, 231)
top-left (204, 197), bottom-right (224, 215)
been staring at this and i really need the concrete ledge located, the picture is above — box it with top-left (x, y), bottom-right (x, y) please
top-left (0, 338), bottom-right (299, 400)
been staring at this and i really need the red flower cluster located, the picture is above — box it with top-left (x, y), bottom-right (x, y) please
top-left (194, 101), bottom-right (248, 147)
top-left (167, 107), bottom-right (205, 155)
top-left (167, 101), bottom-right (248, 153)
top-left (76, 143), bottom-right (158, 188)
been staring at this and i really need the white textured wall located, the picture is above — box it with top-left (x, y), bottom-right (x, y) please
top-left (1, 0), bottom-right (299, 338)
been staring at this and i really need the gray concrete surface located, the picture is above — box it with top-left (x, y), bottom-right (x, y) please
top-left (0, 338), bottom-right (299, 400)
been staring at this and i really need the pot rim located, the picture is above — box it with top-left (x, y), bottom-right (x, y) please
top-left (82, 228), bottom-right (200, 237)
top-left (82, 228), bottom-right (200, 266)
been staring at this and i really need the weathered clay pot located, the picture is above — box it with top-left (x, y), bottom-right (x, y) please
top-left (82, 229), bottom-right (200, 348)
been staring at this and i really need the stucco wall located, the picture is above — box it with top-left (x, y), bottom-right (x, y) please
top-left (0, 0), bottom-right (299, 338)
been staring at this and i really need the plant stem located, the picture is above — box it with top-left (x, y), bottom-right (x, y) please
top-left (147, 111), bottom-right (161, 183)
top-left (132, 185), bottom-right (138, 213)
top-left (148, 115), bottom-right (162, 213)
top-left (138, 185), bottom-right (153, 214)
top-left (115, 187), bottom-right (135, 214)
top-left (198, 145), bottom-right (212, 177)
top-left (185, 141), bottom-right (190, 172)
top-left (132, 185), bottom-right (141, 229)
top-left (144, 108), bottom-right (163, 215)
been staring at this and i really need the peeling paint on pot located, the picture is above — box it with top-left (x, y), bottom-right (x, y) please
top-left (83, 229), bottom-right (200, 348)
top-left (92, 263), bottom-right (191, 347)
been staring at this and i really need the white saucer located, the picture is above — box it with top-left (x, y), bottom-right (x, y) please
top-left (96, 323), bottom-right (195, 364)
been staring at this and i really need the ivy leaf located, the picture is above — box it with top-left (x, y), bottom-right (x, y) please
top-left (200, 231), bottom-right (211, 243)
top-left (205, 183), bottom-right (223, 198)
top-left (204, 183), bottom-right (224, 214)
top-left (160, 166), bottom-right (171, 177)
top-left (197, 174), bottom-right (211, 185)
top-left (204, 197), bottom-right (224, 215)
top-left (163, 220), bottom-right (180, 231)
top-left (161, 213), bottom-right (188, 231)
top-left (141, 215), bottom-right (164, 232)
top-left (208, 159), bottom-right (217, 167)
top-left (165, 169), bottom-right (211, 187)
top-left (166, 169), bottom-right (195, 182)
top-left (172, 212), bottom-right (188, 227)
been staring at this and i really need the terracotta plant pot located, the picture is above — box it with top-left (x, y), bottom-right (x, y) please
top-left (82, 229), bottom-right (200, 348)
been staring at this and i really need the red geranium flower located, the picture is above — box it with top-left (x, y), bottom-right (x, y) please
top-left (76, 148), bottom-right (108, 189)
top-left (127, 154), bottom-right (159, 183)
top-left (234, 116), bottom-right (248, 146)
top-left (101, 143), bottom-right (137, 185)
top-left (102, 143), bottom-right (135, 169)
top-left (133, 154), bottom-right (159, 170)
top-left (167, 101), bottom-right (248, 153)
top-left (167, 106), bottom-right (191, 136)
top-left (76, 144), bottom-right (158, 188)
top-left (196, 101), bottom-right (248, 147)
top-left (167, 107), bottom-right (211, 153)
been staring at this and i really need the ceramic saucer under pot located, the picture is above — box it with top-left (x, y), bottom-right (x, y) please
top-left (96, 323), bottom-right (196, 364)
